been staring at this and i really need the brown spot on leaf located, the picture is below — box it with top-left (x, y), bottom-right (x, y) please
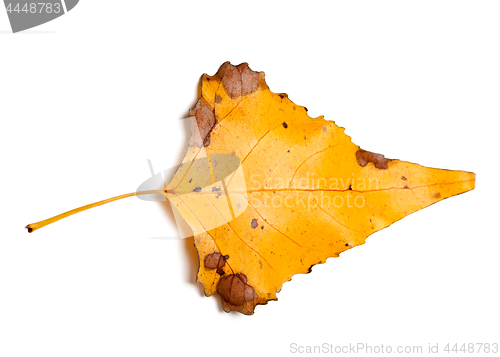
top-left (216, 62), bottom-right (261, 99)
top-left (205, 252), bottom-right (229, 270)
top-left (356, 149), bottom-right (390, 169)
top-left (193, 187), bottom-right (202, 192)
top-left (283, 122), bottom-right (288, 128)
top-left (217, 274), bottom-right (255, 306)
top-left (433, 192), bottom-right (441, 199)
top-left (251, 219), bottom-right (258, 229)
top-left (401, 176), bottom-right (407, 181)
top-left (215, 95), bottom-right (222, 103)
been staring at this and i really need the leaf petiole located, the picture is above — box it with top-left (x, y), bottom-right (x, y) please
top-left (26, 189), bottom-right (165, 233)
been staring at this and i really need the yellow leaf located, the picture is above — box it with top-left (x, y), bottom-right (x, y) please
top-left (166, 62), bottom-right (475, 314)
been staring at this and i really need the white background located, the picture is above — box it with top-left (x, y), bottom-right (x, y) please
top-left (1, 1), bottom-right (499, 356)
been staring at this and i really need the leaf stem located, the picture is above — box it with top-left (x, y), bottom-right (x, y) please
top-left (26, 190), bottom-right (165, 233)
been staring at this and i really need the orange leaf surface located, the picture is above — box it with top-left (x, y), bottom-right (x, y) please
top-left (165, 62), bottom-right (475, 314)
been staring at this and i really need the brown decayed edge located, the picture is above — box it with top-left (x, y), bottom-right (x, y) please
top-left (217, 273), bottom-right (255, 306)
top-left (216, 62), bottom-right (261, 98)
top-left (356, 149), bottom-right (390, 169)
top-left (188, 62), bottom-right (265, 147)
top-left (189, 98), bottom-right (215, 147)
